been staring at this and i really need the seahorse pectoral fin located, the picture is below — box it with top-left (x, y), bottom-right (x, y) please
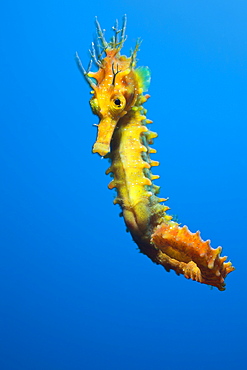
top-left (135, 66), bottom-right (151, 92)
top-left (92, 116), bottom-right (118, 156)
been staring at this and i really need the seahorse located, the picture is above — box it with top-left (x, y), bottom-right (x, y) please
top-left (76, 16), bottom-right (234, 290)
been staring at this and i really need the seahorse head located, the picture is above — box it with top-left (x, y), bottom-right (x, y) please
top-left (76, 16), bottom-right (150, 156)
top-left (88, 50), bottom-right (140, 156)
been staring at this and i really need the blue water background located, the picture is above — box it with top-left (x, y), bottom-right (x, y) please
top-left (1, 1), bottom-right (246, 369)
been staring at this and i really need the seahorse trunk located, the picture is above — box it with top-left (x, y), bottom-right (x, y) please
top-left (107, 105), bottom-right (160, 239)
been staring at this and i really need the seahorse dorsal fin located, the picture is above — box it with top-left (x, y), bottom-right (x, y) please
top-left (135, 66), bottom-right (151, 92)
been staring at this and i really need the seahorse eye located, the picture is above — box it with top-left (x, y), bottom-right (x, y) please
top-left (111, 95), bottom-right (126, 112)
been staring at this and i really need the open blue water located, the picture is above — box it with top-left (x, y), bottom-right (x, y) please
top-left (0, 1), bottom-right (246, 369)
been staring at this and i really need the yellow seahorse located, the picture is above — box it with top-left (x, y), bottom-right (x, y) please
top-left (76, 16), bottom-right (234, 290)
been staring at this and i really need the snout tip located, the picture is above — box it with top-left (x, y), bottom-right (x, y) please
top-left (92, 142), bottom-right (110, 156)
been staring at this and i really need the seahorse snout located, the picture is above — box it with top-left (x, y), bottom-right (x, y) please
top-left (92, 116), bottom-right (118, 156)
